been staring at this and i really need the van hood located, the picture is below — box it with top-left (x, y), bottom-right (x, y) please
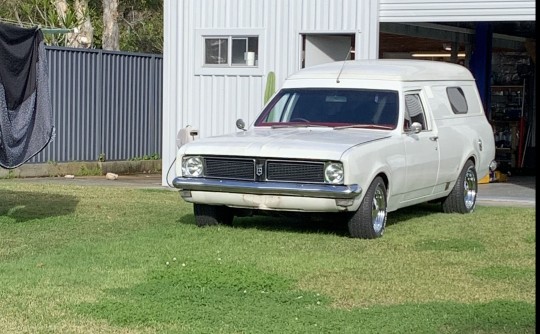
top-left (180, 127), bottom-right (390, 161)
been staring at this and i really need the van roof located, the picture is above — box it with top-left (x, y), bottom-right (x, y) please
top-left (287, 59), bottom-right (476, 82)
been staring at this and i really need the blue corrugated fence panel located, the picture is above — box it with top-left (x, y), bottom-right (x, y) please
top-left (30, 46), bottom-right (163, 163)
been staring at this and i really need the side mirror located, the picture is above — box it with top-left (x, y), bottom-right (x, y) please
top-left (410, 122), bottom-right (422, 134)
top-left (236, 118), bottom-right (246, 131)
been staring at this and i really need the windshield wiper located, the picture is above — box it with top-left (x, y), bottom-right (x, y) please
top-left (333, 124), bottom-right (393, 130)
top-left (271, 123), bottom-right (327, 128)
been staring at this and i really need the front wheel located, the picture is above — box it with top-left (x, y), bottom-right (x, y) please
top-left (193, 204), bottom-right (234, 227)
top-left (347, 176), bottom-right (388, 239)
top-left (442, 160), bottom-right (477, 213)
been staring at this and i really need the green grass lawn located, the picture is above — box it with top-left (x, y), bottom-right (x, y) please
top-left (0, 180), bottom-right (535, 333)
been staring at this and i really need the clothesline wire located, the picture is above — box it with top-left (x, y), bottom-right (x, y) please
top-left (0, 17), bottom-right (73, 33)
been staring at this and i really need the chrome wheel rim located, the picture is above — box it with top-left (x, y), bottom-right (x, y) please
top-left (463, 166), bottom-right (477, 210)
top-left (371, 184), bottom-right (387, 233)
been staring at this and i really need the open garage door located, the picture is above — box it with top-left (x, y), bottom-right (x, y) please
top-left (301, 34), bottom-right (355, 68)
top-left (378, 21), bottom-right (536, 173)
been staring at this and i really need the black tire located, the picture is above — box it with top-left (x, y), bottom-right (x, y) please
top-left (347, 176), bottom-right (387, 239)
top-left (442, 160), bottom-right (477, 214)
top-left (193, 204), bottom-right (234, 227)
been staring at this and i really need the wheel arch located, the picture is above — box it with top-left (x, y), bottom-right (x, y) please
top-left (466, 155), bottom-right (476, 167)
top-left (377, 171), bottom-right (389, 192)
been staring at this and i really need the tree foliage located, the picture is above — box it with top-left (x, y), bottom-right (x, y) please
top-left (0, 0), bottom-right (162, 54)
top-left (118, 0), bottom-right (162, 53)
top-left (0, 0), bottom-right (83, 46)
top-left (88, 0), bottom-right (163, 53)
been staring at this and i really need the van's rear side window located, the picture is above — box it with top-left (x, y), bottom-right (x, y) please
top-left (447, 87), bottom-right (468, 114)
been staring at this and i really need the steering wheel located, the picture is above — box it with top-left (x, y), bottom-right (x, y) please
top-left (290, 117), bottom-right (310, 123)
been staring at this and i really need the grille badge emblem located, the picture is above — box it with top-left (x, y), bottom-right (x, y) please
top-left (256, 164), bottom-right (263, 176)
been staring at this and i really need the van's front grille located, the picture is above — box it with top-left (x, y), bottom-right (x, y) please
top-left (266, 160), bottom-right (324, 183)
top-left (202, 156), bottom-right (325, 183)
top-left (204, 157), bottom-right (255, 180)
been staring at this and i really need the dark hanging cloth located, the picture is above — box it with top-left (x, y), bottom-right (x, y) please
top-left (0, 22), bottom-right (54, 169)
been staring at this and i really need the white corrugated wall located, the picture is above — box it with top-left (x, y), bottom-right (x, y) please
top-left (379, 0), bottom-right (536, 22)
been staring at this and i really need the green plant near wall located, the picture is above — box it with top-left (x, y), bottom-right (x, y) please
top-left (0, 170), bottom-right (16, 179)
top-left (78, 165), bottom-right (102, 176)
top-left (264, 71), bottom-right (276, 104)
top-left (130, 153), bottom-right (160, 161)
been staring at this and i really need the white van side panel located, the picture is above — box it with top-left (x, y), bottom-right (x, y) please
top-left (425, 83), bottom-right (494, 184)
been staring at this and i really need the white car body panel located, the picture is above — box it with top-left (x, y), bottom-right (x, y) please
top-left (179, 128), bottom-right (390, 162)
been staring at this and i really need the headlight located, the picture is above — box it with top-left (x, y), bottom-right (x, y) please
top-left (182, 156), bottom-right (204, 177)
top-left (324, 162), bottom-right (344, 184)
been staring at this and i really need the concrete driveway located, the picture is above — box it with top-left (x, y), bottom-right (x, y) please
top-left (477, 175), bottom-right (535, 207)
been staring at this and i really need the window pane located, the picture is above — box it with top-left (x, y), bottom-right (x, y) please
top-left (232, 38), bottom-right (247, 64)
top-left (248, 37), bottom-right (258, 52)
top-left (247, 37), bottom-right (258, 66)
top-left (231, 36), bottom-right (258, 66)
top-left (405, 94), bottom-right (427, 130)
top-left (257, 89), bottom-right (398, 128)
top-left (266, 93), bottom-right (295, 122)
top-left (205, 38), bottom-right (228, 64)
top-left (447, 87), bottom-right (468, 114)
top-left (204, 35), bottom-right (259, 67)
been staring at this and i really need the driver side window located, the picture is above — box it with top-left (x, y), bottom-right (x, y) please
top-left (404, 94), bottom-right (428, 131)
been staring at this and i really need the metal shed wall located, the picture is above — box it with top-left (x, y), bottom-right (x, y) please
top-left (32, 46), bottom-right (163, 163)
top-left (379, 0), bottom-right (536, 22)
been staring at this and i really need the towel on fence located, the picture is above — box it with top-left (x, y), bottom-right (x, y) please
top-left (0, 22), bottom-right (54, 169)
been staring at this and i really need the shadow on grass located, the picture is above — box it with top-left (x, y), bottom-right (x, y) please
top-left (0, 190), bottom-right (79, 223)
top-left (388, 202), bottom-right (444, 224)
top-left (234, 215), bottom-right (352, 237)
top-left (177, 213), bottom-right (350, 236)
top-left (178, 202), bottom-right (444, 237)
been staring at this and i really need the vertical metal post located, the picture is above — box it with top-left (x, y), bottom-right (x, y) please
top-left (469, 22), bottom-right (493, 118)
top-left (97, 48), bottom-right (103, 159)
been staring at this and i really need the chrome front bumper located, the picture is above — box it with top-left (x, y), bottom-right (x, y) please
top-left (172, 177), bottom-right (362, 199)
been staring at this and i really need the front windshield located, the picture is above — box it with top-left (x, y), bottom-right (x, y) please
top-left (255, 88), bottom-right (399, 129)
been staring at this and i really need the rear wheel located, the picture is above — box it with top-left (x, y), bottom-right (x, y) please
top-left (442, 160), bottom-right (477, 213)
top-left (193, 204), bottom-right (234, 227)
top-left (347, 176), bottom-right (387, 239)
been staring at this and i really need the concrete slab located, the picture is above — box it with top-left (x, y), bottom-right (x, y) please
top-left (9, 173), bottom-right (168, 190)
top-left (477, 176), bottom-right (535, 207)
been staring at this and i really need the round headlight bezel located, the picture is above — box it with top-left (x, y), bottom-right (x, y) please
top-left (324, 162), bottom-right (344, 184)
top-left (182, 156), bottom-right (204, 177)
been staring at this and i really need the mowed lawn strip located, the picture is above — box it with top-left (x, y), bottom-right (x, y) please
top-left (0, 180), bottom-right (535, 333)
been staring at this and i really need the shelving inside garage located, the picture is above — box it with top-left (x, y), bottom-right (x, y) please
top-left (489, 52), bottom-right (533, 172)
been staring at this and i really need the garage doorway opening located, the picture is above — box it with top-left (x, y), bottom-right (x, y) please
top-left (301, 34), bottom-right (355, 68)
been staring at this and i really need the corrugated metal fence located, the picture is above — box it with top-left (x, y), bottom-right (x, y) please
top-left (30, 46), bottom-right (163, 163)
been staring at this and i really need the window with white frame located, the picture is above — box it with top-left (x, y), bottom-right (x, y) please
top-left (204, 36), bottom-right (259, 67)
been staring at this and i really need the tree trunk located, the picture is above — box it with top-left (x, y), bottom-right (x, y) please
top-left (102, 0), bottom-right (119, 51)
top-left (72, 0), bottom-right (93, 48)
top-left (53, 0), bottom-right (93, 48)
top-left (53, 0), bottom-right (68, 20)
top-left (53, 0), bottom-right (76, 46)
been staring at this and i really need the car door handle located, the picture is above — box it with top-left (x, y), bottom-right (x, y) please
top-left (429, 136), bottom-right (439, 141)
